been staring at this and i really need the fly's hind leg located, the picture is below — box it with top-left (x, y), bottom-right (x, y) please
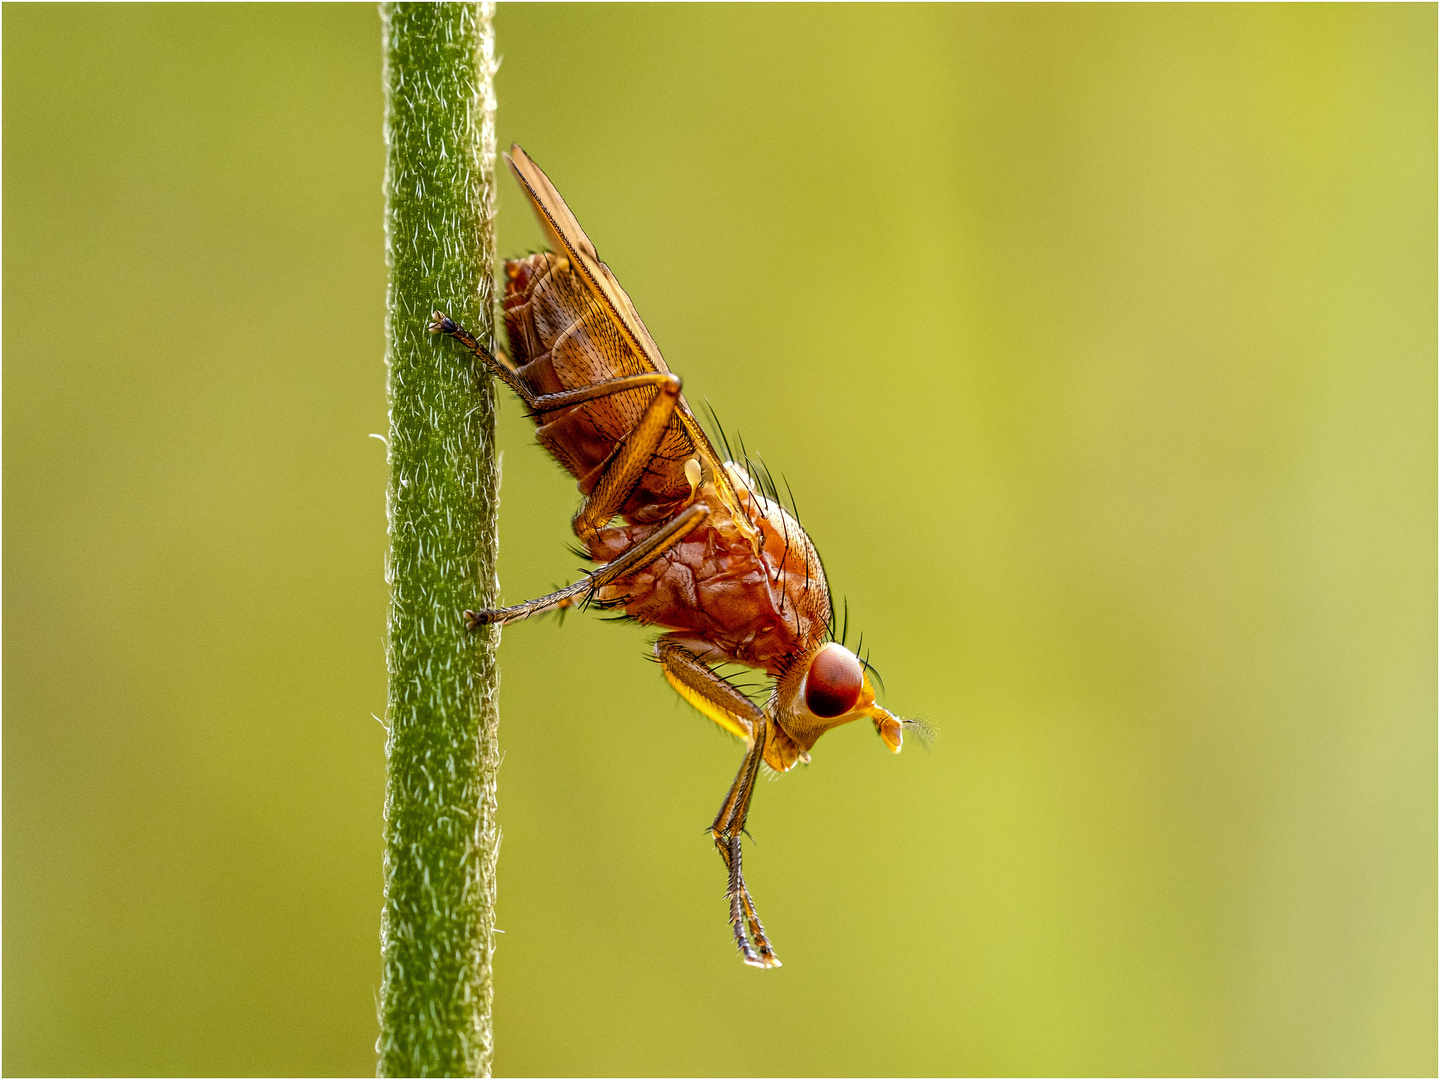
top-left (657, 640), bottom-right (781, 968)
top-left (432, 310), bottom-right (690, 626)
top-left (427, 311), bottom-right (527, 396)
top-left (430, 310), bottom-right (679, 425)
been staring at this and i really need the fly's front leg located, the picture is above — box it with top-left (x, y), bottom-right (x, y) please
top-left (656, 640), bottom-right (781, 968)
top-left (713, 722), bottom-right (778, 968)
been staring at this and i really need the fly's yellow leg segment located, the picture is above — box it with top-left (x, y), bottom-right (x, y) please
top-left (464, 502), bottom-right (707, 629)
top-left (571, 373), bottom-right (683, 544)
top-left (655, 637), bottom-right (765, 741)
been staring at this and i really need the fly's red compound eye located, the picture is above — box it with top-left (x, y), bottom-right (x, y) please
top-left (804, 643), bottom-right (864, 718)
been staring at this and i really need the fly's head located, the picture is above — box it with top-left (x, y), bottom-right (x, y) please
top-left (772, 641), bottom-right (910, 762)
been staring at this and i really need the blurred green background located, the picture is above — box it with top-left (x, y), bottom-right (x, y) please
top-left (5, 3), bottom-right (1434, 1076)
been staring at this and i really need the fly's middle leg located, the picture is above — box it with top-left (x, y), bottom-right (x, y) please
top-left (464, 501), bottom-right (707, 628)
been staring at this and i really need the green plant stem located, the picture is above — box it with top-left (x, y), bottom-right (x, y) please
top-left (378, 3), bottom-right (500, 1076)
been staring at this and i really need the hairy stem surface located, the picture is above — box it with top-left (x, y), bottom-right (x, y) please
top-left (379, 3), bottom-right (500, 1075)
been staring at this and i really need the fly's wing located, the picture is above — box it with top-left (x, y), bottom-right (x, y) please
top-left (505, 145), bottom-right (740, 503)
top-left (506, 145), bottom-right (670, 374)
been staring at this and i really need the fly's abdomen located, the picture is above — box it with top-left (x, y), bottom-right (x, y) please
top-left (503, 253), bottom-right (693, 520)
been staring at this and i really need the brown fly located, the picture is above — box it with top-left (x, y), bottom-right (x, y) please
top-left (430, 145), bottom-right (920, 968)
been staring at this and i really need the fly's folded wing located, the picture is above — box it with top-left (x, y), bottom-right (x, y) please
top-left (506, 145), bottom-right (670, 375)
top-left (505, 145), bottom-right (744, 515)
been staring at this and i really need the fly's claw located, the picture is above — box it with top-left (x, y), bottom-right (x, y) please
top-left (428, 310), bottom-right (458, 335)
top-left (463, 608), bottom-right (495, 631)
top-left (734, 912), bottom-right (781, 969)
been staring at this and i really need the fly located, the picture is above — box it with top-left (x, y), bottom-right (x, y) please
top-left (430, 144), bottom-right (922, 968)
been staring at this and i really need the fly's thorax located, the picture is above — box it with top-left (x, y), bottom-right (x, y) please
top-left (721, 462), bottom-right (831, 654)
top-left (588, 482), bottom-right (800, 660)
